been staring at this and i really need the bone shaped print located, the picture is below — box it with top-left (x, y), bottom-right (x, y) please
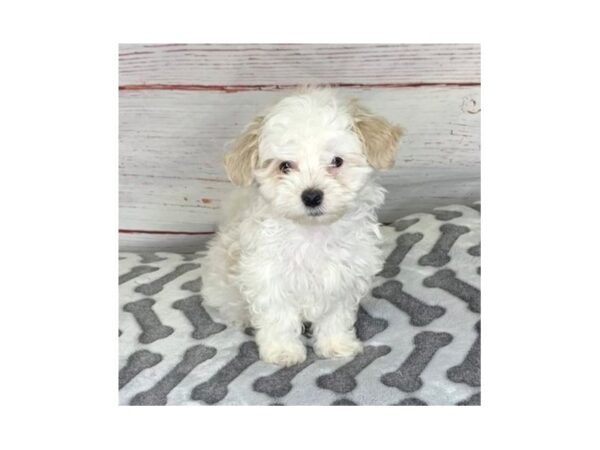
top-left (419, 223), bottom-right (470, 267)
top-left (172, 295), bottom-right (226, 340)
top-left (317, 345), bottom-right (391, 394)
top-left (457, 392), bottom-right (480, 405)
top-left (466, 242), bottom-right (481, 275)
top-left (191, 341), bottom-right (260, 404)
top-left (393, 217), bottom-right (420, 232)
top-left (130, 344), bottom-right (217, 405)
top-left (355, 306), bottom-right (389, 341)
top-left (119, 265), bottom-right (159, 285)
top-left (430, 209), bottom-right (463, 221)
top-left (180, 276), bottom-right (203, 293)
top-left (119, 350), bottom-right (162, 389)
top-left (381, 331), bottom-right (453, 392)
top-left (423, 269), bottom-right (481, 313)
top-left (447, 321), bottom-right (480, 387)
top-left (123, 298), bottom-right (174, 344)
top-left (372, 280), bottom-right (446, 326)
top-left (181, 253), bottom-right (202, 261)
top-left (134, 263), bottom-right (201, 296)
top-left (378, 232), bottom-right (424, 278)
top-left (396, 397), bottom-right (428, 405)
top-left (332, 399), bottom-right (357, 405)
top-left (468, 243), bottom-right (480, 257)
top-left (137, 252), bottom-right (167, 263)
top-left (253, 347), bottom-right (318, 398)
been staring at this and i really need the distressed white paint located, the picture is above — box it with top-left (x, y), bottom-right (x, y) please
top-left (119, 233), bottom-right (211, 253)
top-left (119, 43), bottom-right (480, 86)
top-left (118, 44), bottom-right (480, 251)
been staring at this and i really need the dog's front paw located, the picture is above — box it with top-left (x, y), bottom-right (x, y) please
top-left (315, 334), bottom-right (363, 359)
top-left (258, 339), bottom-right (307, 367)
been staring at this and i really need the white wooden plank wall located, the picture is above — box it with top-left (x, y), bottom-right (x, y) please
top-left (119, 44), bottom-right (480, 252)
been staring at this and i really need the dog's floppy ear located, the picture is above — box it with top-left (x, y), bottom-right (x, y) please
top-left (224, 115), bottom-right (264, 186)
top-left (350, 100), bottom-right (403, 170)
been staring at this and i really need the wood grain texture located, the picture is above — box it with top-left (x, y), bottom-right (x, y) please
top-left (119, 87), bottom-right (480, 241)
top-left (119, 43), bottom-right (480, 251)
top-left (119, 232), bottom-right (211, 253)
top-left (119, 44), bottom-right (480, 87)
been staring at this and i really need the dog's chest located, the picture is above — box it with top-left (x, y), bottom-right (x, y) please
top-left (270, 221), bottom-right (379, 283)
top-left (285, 224), bottom-right (356, 261)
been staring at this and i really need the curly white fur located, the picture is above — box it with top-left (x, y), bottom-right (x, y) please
top-left (201, 88), bottom-right (402, 366)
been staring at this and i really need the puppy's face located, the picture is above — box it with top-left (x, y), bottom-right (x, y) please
top-left (224, 89), bottom-right (402, 224)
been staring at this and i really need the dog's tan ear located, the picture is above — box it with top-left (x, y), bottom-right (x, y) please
top-left (224, 115), bottom-right (264, 186)
top-left (350, 101), bottom-right (403, 170)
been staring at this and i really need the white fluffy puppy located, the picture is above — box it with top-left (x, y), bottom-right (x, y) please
top-left (201, 88), bottom-right (402, 366)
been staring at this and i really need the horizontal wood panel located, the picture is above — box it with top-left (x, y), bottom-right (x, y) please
top-left (118, 233), bottom-right (211, 253)
top-left (119, 44), bottom-right (480, 86)
top-left (119, 86), bottom-right (480, 240)
top-left (119, 175), bottom-right (480, 251)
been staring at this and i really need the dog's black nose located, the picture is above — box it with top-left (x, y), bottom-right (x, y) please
top-left (301, 189), bottom-right (323, 207)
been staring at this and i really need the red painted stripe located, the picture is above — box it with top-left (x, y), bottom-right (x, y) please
top-left (119, 229), bottom-right (215, 236)
top-left (119, 82), bottom-right (480, 93)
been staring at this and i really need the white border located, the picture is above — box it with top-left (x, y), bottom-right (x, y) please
top-left (2, 1), bottom-right (599, 449)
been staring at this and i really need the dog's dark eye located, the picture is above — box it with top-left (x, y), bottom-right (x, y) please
top-left (331, 157), bottom-right (344, 168)
top-left (279, 161), bottom-right (293, 174)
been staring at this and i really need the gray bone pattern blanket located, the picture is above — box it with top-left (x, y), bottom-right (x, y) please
top-left (119, 203), bottom-right (481, 405)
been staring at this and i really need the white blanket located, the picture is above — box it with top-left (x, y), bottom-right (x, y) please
top-left (119, 203), bottom-right (481, 405)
